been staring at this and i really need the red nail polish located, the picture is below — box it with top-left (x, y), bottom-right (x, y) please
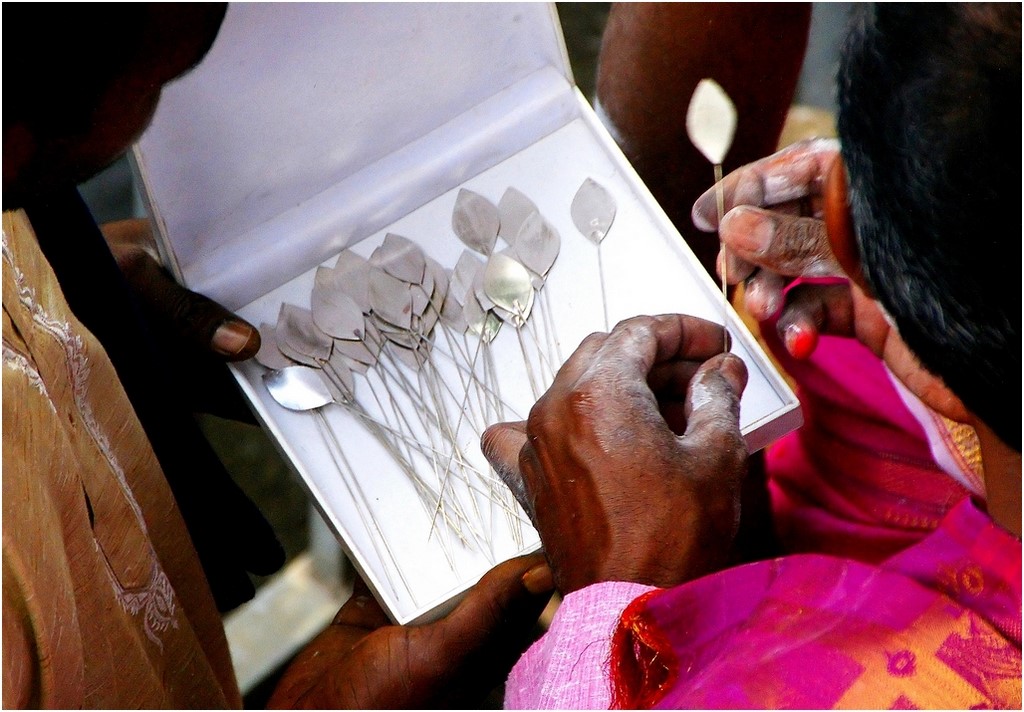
top-left (785, 324), bottom-right (817, 359)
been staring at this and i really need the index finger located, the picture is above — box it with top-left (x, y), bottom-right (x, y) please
top-left (719, 206), bottom-right (838, 279)
top-left (692, 138), bottom-right (840, 232)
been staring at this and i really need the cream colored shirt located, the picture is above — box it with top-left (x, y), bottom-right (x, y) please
top-left (2, 209), bottom-right (240, 708)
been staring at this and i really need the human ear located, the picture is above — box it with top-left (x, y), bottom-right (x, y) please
top-left (823, 156), bottom-right (874, 297)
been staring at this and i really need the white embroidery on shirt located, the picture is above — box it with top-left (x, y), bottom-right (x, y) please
top-left (2, 226), bottom-right (178, 647)
top-left (3, 342), bottom-right (57, 412)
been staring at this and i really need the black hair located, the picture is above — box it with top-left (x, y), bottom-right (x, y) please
top-left (837, 3), bottom-right (1021, 450)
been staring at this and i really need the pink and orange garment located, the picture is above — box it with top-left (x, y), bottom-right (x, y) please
top-left (610, 498), bottom-right (1021, 709)
top-left (505, 498), bottom-right (1021, 709)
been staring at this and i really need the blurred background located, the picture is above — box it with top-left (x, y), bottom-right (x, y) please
top-left (79, 3), bottom-right (851, 705)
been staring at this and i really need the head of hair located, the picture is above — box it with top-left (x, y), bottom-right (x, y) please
top-left (837, 3), bottom-right (1021, 450)
top-left (3, 4), bottom-right (225, 142)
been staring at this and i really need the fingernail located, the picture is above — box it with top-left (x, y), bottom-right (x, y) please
top-left (745, 279), bottom-right (781, 319)
top-left (783, 323), bottom-right (817, 360)
top-left (213, 319), bottom-right (259, 358)
top-left (722, 208), bottom-right (774, 255)
top-left (692, 201), bottom-right (716, 232)
top-left (716, 352), bottom-right (749, 394)
top-left (522, 562), bottom-right (554, 595)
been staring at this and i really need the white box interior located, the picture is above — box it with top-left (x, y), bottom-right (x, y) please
top-left (135, 3), bottom-right (801, 624)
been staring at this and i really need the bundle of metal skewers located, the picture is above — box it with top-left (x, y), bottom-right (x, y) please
top-left (251, 179), bottom-right (617, 595)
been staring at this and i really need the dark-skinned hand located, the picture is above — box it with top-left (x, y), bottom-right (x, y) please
top-left (691, 139), bottom-right (854, 359)
top-left (692, 139), bottom-right (969, 419)
top-left (101, 218), bottom-right (261, 421)
top-left (268, 554), bottom-right (554, 709)
top-left (102, 218), bottom-right (261, 359)
top-left (481, 314), bottom-right (749, 595)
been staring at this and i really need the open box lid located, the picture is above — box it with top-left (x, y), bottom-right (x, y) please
top-left (134, 3), bottom-right (576, 311)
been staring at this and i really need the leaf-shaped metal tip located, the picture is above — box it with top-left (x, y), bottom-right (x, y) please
top-left (371, 233), bottom-right (427, 285)
top-left (264, 365), bottom-right (335, 411)
top-left (513, 212), bottom-right (560, 277)
top-left (483, 253), bottom-right (535, 322)
top-left (497, 187), bottom-right (539, 244)
top-left (452, 188), bottom-right (499, 256)
top-left (571, 178), bottom-right (617, 245)
top-left (451, 249), bottom-right (483, 305)
top-left (333, 250), bottom-right (372, 313)
top-left (254, 322), bottom-right (294, 370)
top-left (332, 329), bottom-right (378, 367)
top-left (276, 303), bottom-right (332, 365)
top-left (471, 265), bottom-right (495, 312)
top-left (367, 268), bottom-right (414, 330)
top-left (462, 292), bottom-right (488, 336)
top-left (312, 267), bottom-right (367, 340)
top-left (686, 78), bottom-right (737, 165)
top-left (424, 257), bottom-right (448, 314)
top-left (480, 311), bottom-right (502, 343)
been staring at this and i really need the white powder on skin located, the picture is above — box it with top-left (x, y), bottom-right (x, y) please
top-left (576, 323), bottom-right (668, 453)
top-left (689, 374), bottom-right (716, 412)
top-left (762, 138), bottom-right (840, 205)
top-left (694, 138), bottom-right (842, 231)
top-left (686, 367), bottom-right (743, 435)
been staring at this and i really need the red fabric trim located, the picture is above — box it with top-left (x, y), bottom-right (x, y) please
top-left (609, 590), bottom-right (678, 709)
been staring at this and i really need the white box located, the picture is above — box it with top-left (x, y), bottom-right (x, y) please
top-left (134, 3), bottom-right (801, 625)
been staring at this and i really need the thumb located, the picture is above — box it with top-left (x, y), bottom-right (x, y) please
top-left (681, 354), bottom-right (749, 478)
top-left (331, 575), bottom-right (391, 630)
top-left (683, 354), bottom-right (747, 431)
top-left (407, 554), bottom-right (553, 706)
top-left (480, 421), bottom-right (530, 512)
top-left (114, 243), bottom-right (260, 360)
top-left (435, 553), bottom-right (553, 657)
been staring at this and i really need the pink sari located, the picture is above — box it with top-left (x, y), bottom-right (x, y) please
top-left (610, 498), bottom-right (1022, 709)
